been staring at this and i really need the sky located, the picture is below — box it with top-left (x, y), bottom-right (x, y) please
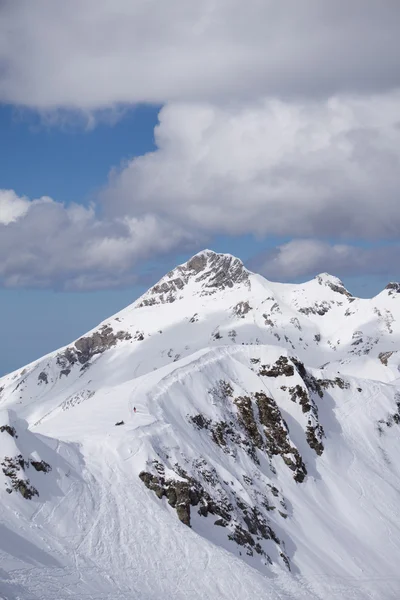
top-left (0, 0), bottom-right (400, 375)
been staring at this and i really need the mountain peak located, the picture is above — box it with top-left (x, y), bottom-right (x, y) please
top-left (315, 272), bottom-right (353, 298)
top-left (137, 249), bottom-right (250, 307)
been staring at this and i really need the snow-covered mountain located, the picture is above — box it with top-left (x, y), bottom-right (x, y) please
top-left (1, 249), bottom-right (400, 599)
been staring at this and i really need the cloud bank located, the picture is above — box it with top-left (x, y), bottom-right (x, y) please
top-left (102, 95), bottom-right (400, 240)
top-left (1, 1), bottom-right (400, 110)
top-left (0, 190), bottom-right (195, 290)
top-left (1, 2), bottom-right (399, 289)
top-left (250, 240), bottom-right (400, 283)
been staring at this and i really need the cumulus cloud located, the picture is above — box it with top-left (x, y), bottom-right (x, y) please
top-left (250, 239), bottom-right (400, 282)
top-left (0, 1), bottom-right (400, 111)
top-left (0, 190), bottom-right (196, 290)
top-left (1, 3), bottom-right (400, 290)
top-left (2, 91), bottom-right (400, 290)
top-left (0, 190), bottom-right (30, 224)
top-left (101, 94), bottom-right (400, 239)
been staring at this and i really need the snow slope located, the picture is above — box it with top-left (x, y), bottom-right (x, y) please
top-left (1, 250), bottom-right (400, 599)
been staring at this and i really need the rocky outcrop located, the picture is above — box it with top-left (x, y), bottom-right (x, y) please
top-left (386, 282), bottom-right (400, 296)
top-left (255, 392), bottom-right (307, 482)
top-left (137, 251), bottom-right (250, 307)
top-left (259, 356), bottom-right (294, 378)
top-left (379, 352), bottom-right (394, 366)
top-left (316, 274), bottom-right (353, 298)
top-left (233, 301), bottom-right (252, 318)
top-left (56, 324), bottom-right (131, 370)
top-left (299, 301), bottom-right (332, 316)
top-left (139, 458), bottom-right (286, 563)
top-left (0, 425), bottom-right (17, 438)
top-left (1, 455), bottom-right (39, 499)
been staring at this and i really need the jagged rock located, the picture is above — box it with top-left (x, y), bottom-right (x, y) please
top-left (259, 356), bottom-right (294, 377)
top-left (233, 301), bottom-right (252, 318)
top-left (379, 352), bottom-right (394, 366)
top-left (38, 371), bottom-right (48, 384)
top-left (190, 414), bottom-right (211, 430)
top-left (255, 392), bottom-right (307, 481)
top-left (386, 282), bottom-right (400, 296)
top-left (30, 460), bottom-right (52, 473)
top-left (234, 396), bottom-right (264, 452)
top-left (137, 251), bottom-right (250, 307)
top-left (56, 325), bottom-right (132, 368)
top-left (17, 480), bottom-right (39, 500)
top-left (0, 425), bottom-right (17, 438)
top-left (306, 425), bottom-right (325, 455)
top-left (1, 455), bottom-right (41, 499)
top-left (299, 301), bottom-right (332, 316)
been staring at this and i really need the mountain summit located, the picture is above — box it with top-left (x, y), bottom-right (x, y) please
top-left (0, 250), bottom-right (400, 600)
top-left (138, 249), bottom-right (250, 307)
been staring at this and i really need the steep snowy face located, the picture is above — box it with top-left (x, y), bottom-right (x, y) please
top-left (0, 250), bottom-right (400, 600)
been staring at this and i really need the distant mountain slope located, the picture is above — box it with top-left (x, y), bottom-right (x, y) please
top-left (0, 250), bottom-right (399, 599)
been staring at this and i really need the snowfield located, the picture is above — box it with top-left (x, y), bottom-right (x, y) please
top-left (1, 250), bottom-right (400, 599)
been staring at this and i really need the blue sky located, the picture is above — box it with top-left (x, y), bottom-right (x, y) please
top-left (1, 2), bottom-right (399, 375)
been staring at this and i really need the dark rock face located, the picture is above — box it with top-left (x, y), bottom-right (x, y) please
top-left (299, 301), bottom-right (332, 316)
top-left (1, 455), bottom-right (39, 499)
top-left (291, 357), bottom-right (349, 399)
top-left (233, 301), bottom-right (252, 318)
top-left (386, 282), bottom-right (400, 296)
top-left (234, 396), bottom-right (264, 453)
top-left (137, 251), bottom-right (250, 307)
top-left (259, 356), bottom-right (294, 378)
top-left (0, 425), bottom-right (17, 438)
top-left (255, 392), bottom-right (307, 482)
top-left (377, 397), bottom-right (400, 432)
top-left (30, 460), bottom-right (52, 473)
top-left (379, 352), bottom-right (394, 366)
top-left (139, 459), bottom-right (285, 563)
top-left (1, 423), bottom-right (52, 498)
top-left (316, 274), bottom-right (353, 298)
top-left (139, 467), bottom-right (226, 528)
top-left (56, 324), bottom-right (132, 370)
top-left (306, 425), bottom-right (324, 455)
top-left (38, 371), bottom-right (48, 384)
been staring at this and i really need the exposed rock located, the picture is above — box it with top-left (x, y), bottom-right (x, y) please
top-left (259, 356), bottom-right (294, 378)
top-left (56, 325), bottom-right (132, 368)
top-left (233, 301), bottom-right (252, 318)
top-left (137, 251), bottom-right (250, 307)
top-left (0, 425), bottom-right (17, 438)
top-left (255, 392), bottom-right (307, 482)
top-left (291, 357), bottom-right (349, 398)
top-left (1, 455), bottom-right (39, 499)
top-left (30, 460), bottom-right (51, 473)
top-left (234, 396), bottom-right (264, 451)
top-left (115, 420), bottom-right (125, 426)
top-left (379, 352), bottom-right (394, 366)
top-left (190, 414), bottom-right (211, 430)
top-left (386, 282), bottom-right (400, 296)
top-left (306, 425), bottom-right (325, 455)
top-left (38, 371), bottom-right (48, 384)
top-left (316, 274), bottom-right (353, 298)
top-left (299, 301), bottom-right (332, 316)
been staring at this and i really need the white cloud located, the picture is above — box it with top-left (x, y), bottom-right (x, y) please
top-left (1, 3), bottom-right (400, 289)
top-left (101, 94), bottom-right (400, 239)
top-left (0, 190), bottom-right (30, 224)
top-left (0, 190), bottom-right (196, 290)
top-left (251, 239), bottom-right (400, 282)
top-left (0, 1), bottom-right (399, 111)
